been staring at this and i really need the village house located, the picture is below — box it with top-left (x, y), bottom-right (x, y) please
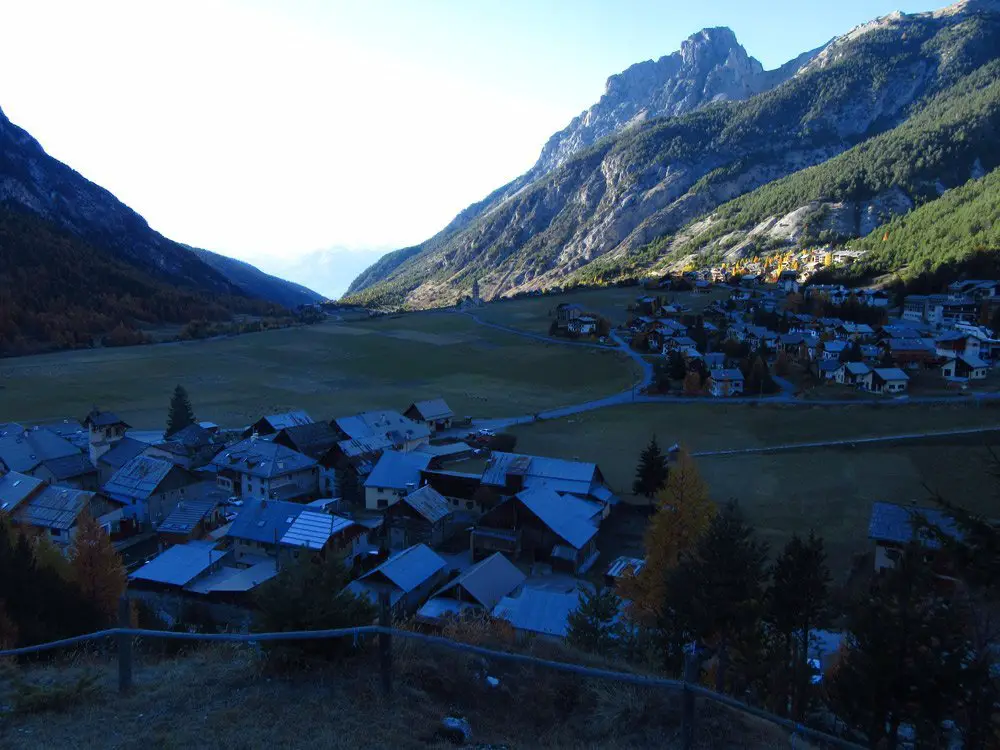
top-left (242, 410), bottom-right (314, 438)
top-left (404, 398), bottom-right (455, 433)
top-left (144, 424), bottom-right (224, 470)
top-left (0, 425), bottom-right (98, 490)
top-left (947, 279), bottom-right (1000, 300)
top-left (954, 322), bottom-right (1000, 362)
top-left (415, 552), bottom-right (526, 626)
top-left (383, 484), bottom-right (454, 550)
top-left (364, 450), bottom-right (433, 510)
top-left (346, 543), bottom-right (449, 617)
top-left (816, 360), bottom-right (841, 381)
top-left (935, 332), bottom-right (983, 361)
top-left (157, 498), bottom-right (227, 547)
top-left (555, 303), bottom-right (584, 328)
top-left (103, 455), bottom-right (201, 527)
top-left (0, 471), bottom-right (46, 516)
top-left (708, 369), bottom-right (745, 397)
top-left (860, 367), bottom-right (910, 395)
top-left (471, 487), bottom-right (602, 574)
top-left (941, 354), bottom-right (989, 381)
top-left (868, 501), bottom-right (960, 573)
top-left (883, 338), bottom-right (936, 369)
top-left (834, 322), bottom-right (876, 341)
top-left (492, 585), bottom-right (585, 641)
top-left (211, 438), bottom-right (320, 504)
top-left (327, 434), bottom-right (394, 500)
top-left (778, 270), bottom-right (799, 293)
top-left (95, 437), bottom-right (148, 484)
top-left (568, 315), bottom-right (598, 335)
top-left (271, 421), bottom-right (341, 494)
top-left (225, 499), bottom-right (366, 567)
top-left (83, 409), bottom-right (130, 465)
top-left (902, 294), bottom-right (978, 326)
top-left (480, 451), bottom-right (617, 509)
top-left (419, 468), bottom-right (489, 514)
top-left (834, 362), bottom-right (870, 386)
top-left (13, 484), bottom-right (121, 548)
top-left (334, 410), bottom-right (431, 452)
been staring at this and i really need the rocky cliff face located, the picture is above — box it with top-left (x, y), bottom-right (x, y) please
top-left (533, 28), bottom-right (823, 175)
top-left (344, 1), bottom-right (1000, 309)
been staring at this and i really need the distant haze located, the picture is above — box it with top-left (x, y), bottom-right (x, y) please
top-left (253, 247), bottom-right (390, 300)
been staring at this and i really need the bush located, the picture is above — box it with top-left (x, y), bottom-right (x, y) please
top-left (486, 433), bottom-right (517, 453)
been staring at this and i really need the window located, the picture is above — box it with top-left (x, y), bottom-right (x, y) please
top-left (51, 529), bottom-right (62, 537)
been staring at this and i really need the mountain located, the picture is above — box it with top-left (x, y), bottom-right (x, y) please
top-left (255, 247), bottom-right (390, 301)
top-left (0, 105), bottom-right (318, 308)
top-left (190, 248), bottom-right (325, 307)
top-left (345, 1), bottom-right (1000, 308)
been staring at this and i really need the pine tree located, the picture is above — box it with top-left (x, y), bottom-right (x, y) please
top-left (166, 384), bottom-right (196, 437)
top-left (667, 350), bottom-right (687, 380)
top-left (69, 512), bottom-right (126, 625)
top-left (632, 435), bottom-right (669, 502)
top-left (765, 532), bottom-right (830, 720)
top-left (621, 449), bottom-right (715, 624)
top-left (567, 587), bottom-right (621, 656)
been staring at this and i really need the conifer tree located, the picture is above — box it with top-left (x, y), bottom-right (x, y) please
top-left (667, 350), bottom-right (687, 380)
top-left (567, 587), bottom-right (621, 656)
top-left (632, 435), bottom-right (669, 501)
top-left (70, 512), bottom-right (126, 625)
top-left (166, 384), bottom-right (196, 437)
top-left (621, 449), bottom-right (715, 623)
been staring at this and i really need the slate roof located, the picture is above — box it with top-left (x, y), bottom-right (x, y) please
top-left (158, 499), bottom-right (219, 535)
top-left (211, 439), bottom-right (317, 479)
top-left (336, 435), bottom-right (395, 458)
top-left (607, 556), bottom-right (645, 579)
top-left (226, 500), bottom-right (305, 545)
top-left (710, 368), bottom-right (744, 382)
top-left (398, 485), bottom-right (452, 524)
top-left (36, 419), bottom-right (88, 449)
top-left (129, 541), bottom-right (227, 587)
top-left (98, 438), bottom-right (148, 472)
top-left (407, 398), bottom-right (454, 421)
top-left (839, 362), bottom-right (871, 376)
top-left (888, 338), bottom-right (932, 352)
top-left (868, 501), bottom-right (961, 548)
top-left (482, 452), bottom-right (598, 495)
top-left (254, 411), bottom-right (314, 432)
top-left (352, 543), bottom-right (447, 599)
top-left (275, 422), bottom-right (339, 458)
top-left (0, 471), bottom-right (46, 514)
top-left (365, 450), bottom-right (432, 490)
top-left (165, 424), bottom-right (216, 449)
top-left (960, 354), bottom-right (990, 368)
top-left (514, 488), bottom-right (600, 550)
top-left (492, 587), bottom-right (581, 638)
top-left (334, 410), bottom-right (431, 445)
top-left (0, 428), bottom-right (82, 473)
top-left (104, 456), bottom-right (177, 500)
top-left (17, 485), bottom-right (93, 531)
top-left (84, 409), bottom-right (129, 428)
top-left (280, 511), bottom-right (354, 550)
top-left (430, 552), bottom-right (525, 609)
top-left (43, 453), bottom-right (96, 481)
top-left (872, 367), bottom-right (909, 382)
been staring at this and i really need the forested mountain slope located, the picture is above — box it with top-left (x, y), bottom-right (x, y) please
top-left (345, 2), bottom-right (1000, 308)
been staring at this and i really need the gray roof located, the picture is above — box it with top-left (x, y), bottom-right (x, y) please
top-left (888, 338), bottom-right (931, 352)
top-left (275, 422), bottom-right (339, 458)
top-left (960, 354), bottom-right (989, 368)
top-left (226, 500), bottom-right (306, 545)
top-left (492, 586), bottom-right (581, 637)
top-left (398, 485), bottom-right (452, 524)
top-left (104, 456), bottom-right (177, 501)
top-left (337, 435), bottom-right (395, 458)
top-left (158, 499), bottom-right (220, 535)
top-left (430, 552), bottom-right (525, 609)
top-left (42, 453), bottom-right (96, 481)
top-left (164, 424), bottom-right (216, 449)
top-left (335, 410), bottom-right (431, 445)
top-left (872, 367), bottom-right (909, 382)
top-left (255, 411), bottom-right (314, 432)
top-left (211, 438), bottom-right (317, 479)
top-left (84, 409), bottom-right (129, 428)
top-left (407, 398), bottom-right (454, 421)
top-left (868, 501), bottom-right (961, 547)
top-left (709, 368), bottom-right (744, 382)
top-left (840, 362), bottom-right (870, 375)
top-left (482, 452), bottom-right (598, 496)
top-left (280, 511), bottom-right (355, 550)
top-left (0, 428), bottom-right (82, 473)
top-left (514, 488), bottom-right (600, 549)
top-left (365, 450), bottom-right (432, 490)
top-left (0, 471), bottom-right (46, 514)
top-left (17, 485), bottom-right (93, 531)
top-left (356, 543), bottom-right (447, 593)
top-left (36, 419), bottom-right (88, 448)
top-left (98, 438), bottom-right (148, 471)
top-left (607, 556), bottom-right (645, 579)
top-left (129, 541), bottom-right (227, 587)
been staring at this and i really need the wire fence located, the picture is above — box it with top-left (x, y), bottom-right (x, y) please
top-left (0, 596), bottom-right (865, 750)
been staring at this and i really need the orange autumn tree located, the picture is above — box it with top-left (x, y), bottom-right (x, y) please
top-left (70, 512), bottom-right (126, 625)
top-left (619, 448), bottom-right (716, 624)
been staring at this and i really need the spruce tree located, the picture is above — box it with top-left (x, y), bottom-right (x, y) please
top-left (765, 532), bottom-right (830, 720)
top-left (166, 384), bottom-right (196, 437)
top-left (632, 435), bottom-right (669, 501)
top-left (567, 587), bottom-right (621, 656)
top-left (667, 350), bottom-right (687, 380)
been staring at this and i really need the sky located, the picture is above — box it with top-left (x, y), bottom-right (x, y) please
top-left (0, 0), bottom-right (942, 271)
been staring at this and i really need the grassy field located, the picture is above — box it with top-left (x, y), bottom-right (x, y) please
top-left (0, 312), bottom-right (632, 429)
top-left (503, 402), bottom-right (1000, 576)
top-left (476, 287), bottom-right (729, 333)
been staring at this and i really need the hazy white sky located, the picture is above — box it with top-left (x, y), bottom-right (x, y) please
top-left (0, 0), bottom-right (938, 265)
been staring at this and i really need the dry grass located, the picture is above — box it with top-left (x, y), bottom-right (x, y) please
top-left (0, 639), bottom-right (802, 749)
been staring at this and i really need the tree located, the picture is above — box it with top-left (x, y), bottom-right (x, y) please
top-left (661, 502), bottom-right (769, 689)
top-left (632, 435), bottom-right (669, 502)
top-left (765, 533), bottom-right (830, 720)
top-left (166, 384), bottom-right (196, 437)
top-left (567, 587), bottom-right (621, 656)
top-left (622, 449), bottom-right (715, 624)
top-left (682, 370), bottom-right (703, 395)
top-left (830, 550), bottom-right (967, 749)
top-left (255, 553), bottom-right (376, 663)
top-left (667, 350), bottom-right (687, 380)
top-left (774, 350), bottom-right (791, 376)
top-left (596, 316), bottom-right (612, 338)
top-left (841, 340), bottom-right (864, 363)
top-left (69, 512), bottom-right (126, 625)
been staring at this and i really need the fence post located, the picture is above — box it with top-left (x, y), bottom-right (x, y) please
top-left (379, 590), bottom-right (392, 698)
top-left (117, 596), bottom-right (132, 693)
top-left (681, 650), bottom-right (699, 750)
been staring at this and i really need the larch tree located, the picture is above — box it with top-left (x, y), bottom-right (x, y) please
top-left (621, 448), bottom-right (715, 624)
top-left (69, 512), bottom-right (126, 626)
top-left (632, 434), bottom-right (669, 503)
top-left (166, 384), bottom-right (196, 437)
